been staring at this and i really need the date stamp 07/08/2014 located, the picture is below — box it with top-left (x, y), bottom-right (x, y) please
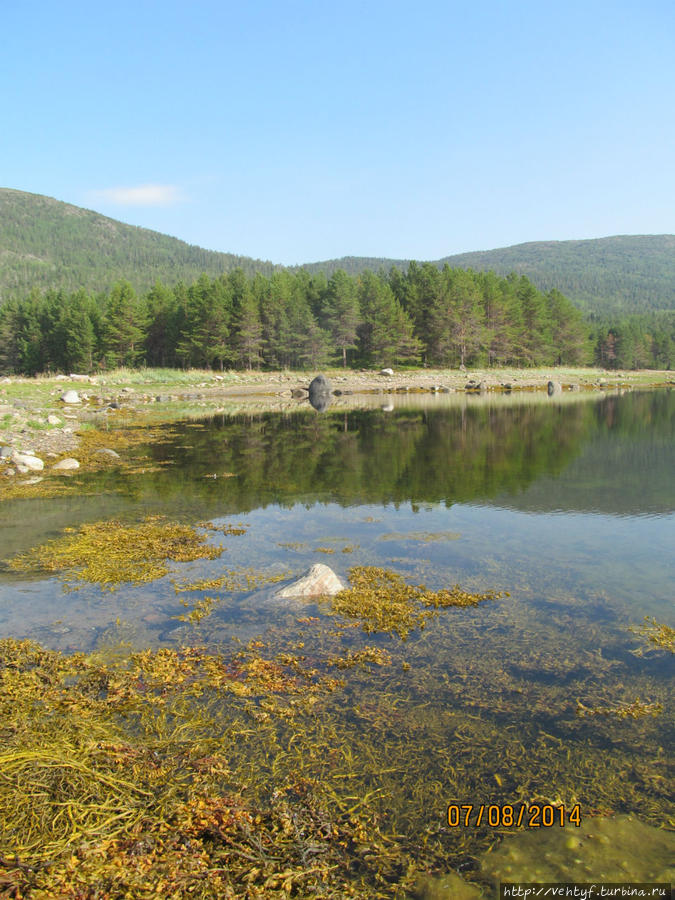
top-left (447, 803), bottom-right (582, 829)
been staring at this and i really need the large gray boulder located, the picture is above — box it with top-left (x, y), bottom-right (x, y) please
top-left (308, 374), bottom-right (332, 397)
top-left (308, 374), bottom-right (332, 412)
top-left (274, 563), bottom-right (345, 600)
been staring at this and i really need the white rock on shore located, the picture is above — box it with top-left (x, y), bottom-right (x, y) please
top-left (12, 452), bottom-right (44, 471)
top-left (60, 390), bottom-right (81, 404)
top-left (52, 458), bottom-right (80, 471)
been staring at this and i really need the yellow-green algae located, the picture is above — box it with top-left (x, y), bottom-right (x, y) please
top-left (576, 697), bottom-right (663, 719)
top-left (0, 636), bottom-right (430, 898)
top-left (1, 583), bottom-right (673, 900)
top-left (5, 516), bottom-right (224, 589)
top-left (328, 566), bottom-right (505, 638)
top-left (0, 539), bottom-right (672, 896)
top-left (631, 616), bottom-right (675, 654)
top-left (378, 531), bottom-right (462, 543)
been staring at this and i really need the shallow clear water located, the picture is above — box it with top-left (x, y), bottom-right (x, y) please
top-left (1, 388), bottom-right (673, 873)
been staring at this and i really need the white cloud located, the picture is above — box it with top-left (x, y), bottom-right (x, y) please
top-left (89, 184), bottom-right (184, 207)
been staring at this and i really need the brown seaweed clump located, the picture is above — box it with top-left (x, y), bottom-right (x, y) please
top-left (329, 566), bottom-right (504, 638)
top-left (5, 515), bottom-right (224, 589)
top-left (631, 616), bottom-right (675, 654)
top-left (0, 637), bottom-right (411, 899)
top-left (576, 697), bottom-right (663, 719)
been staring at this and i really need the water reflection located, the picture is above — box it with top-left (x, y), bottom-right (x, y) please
top-left (0, 391), bottom-right (673, 568)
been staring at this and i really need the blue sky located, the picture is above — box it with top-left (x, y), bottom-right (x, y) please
top-left (3, 0), bottom-right (674, 264)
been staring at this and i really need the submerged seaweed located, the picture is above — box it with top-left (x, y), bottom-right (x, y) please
top-left (328, 566), bottom-right (504, 638)
top-left (5, 516), bottom-right (224, 589)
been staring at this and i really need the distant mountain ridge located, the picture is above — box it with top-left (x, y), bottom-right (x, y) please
top-left (1, 188), bottom-right (673, 316)
top-left (0, 188), bottom-right (280, 300)
top-left (298, 235), bottom-right (675, 315)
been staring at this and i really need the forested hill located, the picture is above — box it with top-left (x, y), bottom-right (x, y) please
top-left (2, 189), bottom-right (674, 317)
top-left (0, 188), bottom-right (279, 300)
top-left (297, 235), bottom-right (675, 316)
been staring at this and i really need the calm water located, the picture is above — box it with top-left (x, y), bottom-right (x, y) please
top-left (0, 389), bottom-right (673, 874)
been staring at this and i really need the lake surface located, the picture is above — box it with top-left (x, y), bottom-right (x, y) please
top-left (1, 388), bottom-right (673, 879)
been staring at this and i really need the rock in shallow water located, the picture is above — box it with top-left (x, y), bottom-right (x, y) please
top-left (480, 814), bottom-right (674, 882)
top-left (52, 458), bottom-right (80, 471)
top-left (274, 563), bottom-right (345, 599)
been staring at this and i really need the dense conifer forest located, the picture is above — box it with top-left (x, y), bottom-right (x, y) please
top-left (302, 236), bottom-right (675, 316)
top-left (1, 189), bottom-right (673, 374)
top-left (1, 264), bottom-right (672, 376)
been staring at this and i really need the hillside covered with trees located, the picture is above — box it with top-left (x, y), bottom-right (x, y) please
top-left (2, 264), bottom-right (672, 377)
top-left (0, 188), bottom-right (279, 300)
top-left (1, 189), bottom-right (673, 374)
top-left (1, 189), bottom-right (674, 320)
top-left (298, 236), bottom-right (675, 316)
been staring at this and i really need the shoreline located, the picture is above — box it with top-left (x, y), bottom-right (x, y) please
top-left (0, 366), bottom-right (672, 468)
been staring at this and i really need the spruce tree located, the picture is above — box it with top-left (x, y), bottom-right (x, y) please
top-left (104, 281), bottom-right (146, 367)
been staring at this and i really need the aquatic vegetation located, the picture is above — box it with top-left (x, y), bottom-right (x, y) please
top-left (173, 594), bottom-right (220, 623)
top-left (329, 566), bottom-right (504, 638)
top-left (576, 697), bottom-right (663, 719)
top-left (0, 638), bottom-right (408, 898)
top-left (5, 515), bottom-right (223, 588)
top-left (631, 616), bottom-right (675, 654)
top-left (327, 646), bottom-right (393, 669)
top-left (379, 531), bottom-right (462, 543)
top-left (197, 520), bottom-right (248, 535)
top-left (173, 567), bottom-right (289, 594)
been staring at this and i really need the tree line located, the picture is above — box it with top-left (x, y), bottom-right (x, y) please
top-left (0, 264), bottom-right (672, 375)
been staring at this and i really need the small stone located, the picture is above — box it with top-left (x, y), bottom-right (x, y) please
top-left (94, 448), bottom-right (121, 459)
top-left (19, 476), bottom-right (43, 485)
top-left (52, 458), bottom-right (80, 471)
top-left (47, 414), bottom-right (62, 426)
top-left (274, 563), bottom-right (345, 599)
top-left (60, 390), bottom-right (81, 404)
top-left (379, 368), bottom-right (394, 376)
top-left (12, 452), bottom-right (44, 471)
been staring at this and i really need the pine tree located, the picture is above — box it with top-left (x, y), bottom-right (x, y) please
top-left (357, 272), bottom-right (420, 367)
top-left (144, 281), bottom-right (180, 368)
top-left (104, 281), bottom-right (146, 367)
top-left (58, 290), bottom-right (97, 372)
top-left (227, 270), bottom-right (263, 370)
top-left (427, 268), bottom-right (483, 367)
top-left (176, 274), bottom-right (231, 369)
top-left (322, 269), bottom-right (360, 366)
